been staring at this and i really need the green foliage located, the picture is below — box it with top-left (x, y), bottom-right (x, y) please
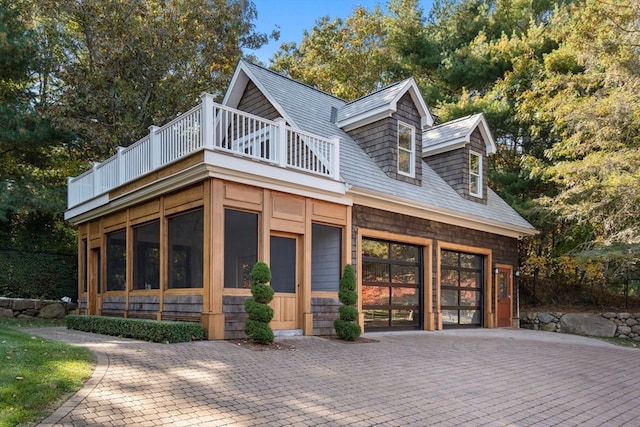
top-left (35, 0), bottom-right (276, 157)
top-left (244, 299), bottom-right (274, 323)
top-left (338, 289), bottom-right (358, 307)
top-left (65, 315), bottom-right (205, 343)
top-left (340, 264), bottom-right (357, 292)
top-left (338, 305), bottom-right (358, 322)
top-left (334, 264), bottom-right (361, 340)
top-left (244, 319), bottom-right (275, 344)
top-left (0, 249), bottom-right (77, 299)
top-left (334, 319), bottom-right (362, 341)
top-left (244, 262), bottom-right (275, 344)
top-left (0, 321), bottom-right (94, 426)
top-left (271, 1), bottom-right (429, 101)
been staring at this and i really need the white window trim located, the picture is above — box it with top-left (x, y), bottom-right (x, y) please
top-left (397, 121), bottom-right (415, 178)
top-left (469, 151), bottom-right (483, 198)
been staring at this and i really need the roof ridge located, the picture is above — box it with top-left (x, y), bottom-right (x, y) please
top-left (240, 59), bottom-right (347, 103)
top-left (426, 113), bottom-right (480, 131)
top-left (341, 78), bottom-right (413, 107)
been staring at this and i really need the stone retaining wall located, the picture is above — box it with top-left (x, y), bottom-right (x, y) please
top-left (521, 312), bottom-right (640, 340)
top-left (0, 297), bottom-right (76, 319)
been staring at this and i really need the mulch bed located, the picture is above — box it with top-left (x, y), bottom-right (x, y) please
top-left (230, 339), bottom-right (295, 351)
top-left (321, 335), bottom-right (378, 344)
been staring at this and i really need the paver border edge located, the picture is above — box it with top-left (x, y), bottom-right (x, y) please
top-left (37, 346), bottom-right (110, 427)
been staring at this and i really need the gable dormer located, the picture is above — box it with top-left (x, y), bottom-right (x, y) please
top-left (337, 79), bottom-right (434, 186)
top-left (422, 114), bottom-right (496, 204)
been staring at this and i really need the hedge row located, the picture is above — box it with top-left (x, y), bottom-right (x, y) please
top-left (0, 249), bottom-right (77, 300)
top-left (65, 315), bottom-right (205, 343)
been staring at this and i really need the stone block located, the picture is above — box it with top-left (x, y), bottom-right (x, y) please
top-left (39, 303), bottom-right (66, 319)
top-left (631, 325), bottom-right (640, 334)
top-left (0, 297), bottom-right (11, 308)
top-left (540, 322), bottom-right (557, 332)
top-left (617, 325), bottom-right (632, 336)
top-left (626, 318), bottom-right (638, 327)
top-left (538, 313), bottom-right (556, 324)
top-left (617, 313), bottom-right (631, 320)
top-left (602, 312), bottom-right (617, 319)
top-left (12, 299), bottom-right (36, 311)
top-left (0, 308), bottom-right (14, 318)
top-left (559, 313), bottom-right (616, 337)
top-left (525, 312), bottom-right (538, 321)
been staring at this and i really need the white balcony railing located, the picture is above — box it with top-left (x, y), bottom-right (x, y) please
top-left (67, 93), bottom-right (340, 209)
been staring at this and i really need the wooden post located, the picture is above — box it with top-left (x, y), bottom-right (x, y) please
top-left (149, 125), bottom-right (160, 169)
top-left (274, 118), bottom-right (287, 169)
top-left (117, 147), bottom-right (125, 185)
top-left (200, 92), bottom-right (215, 150)
top-left (331, 136), bottom-right (341, 180)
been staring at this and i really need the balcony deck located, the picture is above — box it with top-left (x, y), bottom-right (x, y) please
top-left (67, 93), bottom-right (340, 210)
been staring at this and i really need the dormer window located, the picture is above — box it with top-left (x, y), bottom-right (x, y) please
top-left (470, 151), bottom-right (482, 197)
top-left (398, 122), bottom-right (415, 177)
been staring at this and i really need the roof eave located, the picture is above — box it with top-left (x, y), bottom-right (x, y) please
top-left (349, 186), bottom-right (538, 239)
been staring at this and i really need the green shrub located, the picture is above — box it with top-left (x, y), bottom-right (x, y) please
top-left (250, 262), bottom-right (272, 287)
top-left (244, 262), bottom-right (275, 344)
top-left (251, 282), bottom-right (275, 304)
top-left (65, 315), bottom-right (205, 343)
top-left (244, 299), bottom-right (274, 323)
top-left (338, 305), bottom-right (358, 322)
top-left (338, 288), bottom-right (357, 306)
top-left (248, 320), bottom-right (274, 343)
top-left (334, 319), bottom-right (362, 341)
top-left (334, 264), bottom-right (361, 341)
top-left (0, 249), bottom-right (77, 300)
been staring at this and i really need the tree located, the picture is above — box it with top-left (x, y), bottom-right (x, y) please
top-left (0, 0), bottom-right (78, 299)
top-left (36, 0), bottom-right (276, 158)
top-left (271, 0), bottom-right (433, 101)
top-left (523, 0), bottom-right (640, 248)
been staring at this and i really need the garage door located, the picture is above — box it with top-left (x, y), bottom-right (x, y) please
top-left (440, 250), bottom-right (483, 328)
top-left (362, 238), bottom-right (422, 330)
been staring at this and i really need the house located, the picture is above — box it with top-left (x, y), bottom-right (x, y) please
top-left (65, 60), bottom-right (536, 339)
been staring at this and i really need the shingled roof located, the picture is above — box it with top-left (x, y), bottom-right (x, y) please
top-left (422, 113), bottom-right (497, 156)
top-left (224, 60), bottom-right (535, 238)
top-left (336, 78), bottom-right (433, 130)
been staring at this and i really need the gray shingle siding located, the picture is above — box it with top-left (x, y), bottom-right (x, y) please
top-left (424, 127), bottom-right (489, 204)
top-left (236, 80), bottom-right (281, 120)
top-left (351, 205), bottom-right (520, 315)
top-left (347, 93), bottom-right (423, 185)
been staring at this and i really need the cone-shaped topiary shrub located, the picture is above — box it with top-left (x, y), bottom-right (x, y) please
top-left (244, 262), bottom-right (275, 344)
top-left (334, 264), bottom-right (362, 341)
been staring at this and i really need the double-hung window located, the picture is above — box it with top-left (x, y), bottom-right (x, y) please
top-left (469, 151), bottom-right (482, 198)
top-left (397, 122), bottom-right (415, 177)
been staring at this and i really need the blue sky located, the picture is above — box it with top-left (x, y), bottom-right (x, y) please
top-left (248, 0), bottom-right (435, 64)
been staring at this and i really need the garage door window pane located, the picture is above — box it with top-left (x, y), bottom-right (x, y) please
top-left (392, 287), bottom-right (418, 306)
top-left (460, 290), bottom-right (480, 306)
top-left (363, 285), bottom-right (389, 306)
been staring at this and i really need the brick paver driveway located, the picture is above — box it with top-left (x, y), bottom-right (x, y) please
top-left (26, 327), bottom-right (639, 426)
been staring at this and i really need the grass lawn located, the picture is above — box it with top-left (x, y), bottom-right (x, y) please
top-left (0, 318), bottom-right (95, 427)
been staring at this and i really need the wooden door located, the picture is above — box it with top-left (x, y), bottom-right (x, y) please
top-left (496, 267), bottom-right (512, 327)
top-left (269, 235), bottom-right (298, 329)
